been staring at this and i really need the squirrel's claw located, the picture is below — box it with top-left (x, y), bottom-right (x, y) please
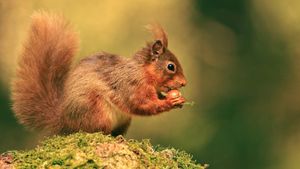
top-left (168, 96), bottom-right (185, 108)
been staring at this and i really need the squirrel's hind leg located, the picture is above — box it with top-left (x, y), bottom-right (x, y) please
top-left (111, 119), bottom-right (131, 136)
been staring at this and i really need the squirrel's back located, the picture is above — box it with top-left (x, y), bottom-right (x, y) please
top-left (12, 11), bottom-right (78, 133)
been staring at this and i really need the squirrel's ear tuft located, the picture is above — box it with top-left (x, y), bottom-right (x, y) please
top-left (146, 23), bottom-right (168, 48)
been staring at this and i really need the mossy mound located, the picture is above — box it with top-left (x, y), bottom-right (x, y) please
top-left (1, 132), bottom-right (207, 169)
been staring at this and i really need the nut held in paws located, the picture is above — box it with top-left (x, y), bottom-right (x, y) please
top-left (167, 90), bottom-right (182, 99)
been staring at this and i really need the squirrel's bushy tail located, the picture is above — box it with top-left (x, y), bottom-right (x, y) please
top-left (12, 11), bottom-right (78, 132)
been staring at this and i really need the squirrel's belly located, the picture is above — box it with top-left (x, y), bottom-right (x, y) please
top-left (103, 99), bottom-right (131, 130)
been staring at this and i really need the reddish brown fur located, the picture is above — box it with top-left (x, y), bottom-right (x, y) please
top-left (12, 11), bottom-right (78, 134)
top-left (12, 12), bottom-right (187, 136)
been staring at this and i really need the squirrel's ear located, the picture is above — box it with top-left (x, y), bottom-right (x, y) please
top-left (145, 23), bottom-right (168, 61)
top-left (151, 40), bottom-right (165, 59)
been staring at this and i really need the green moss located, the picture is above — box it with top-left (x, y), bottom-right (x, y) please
top-left (2, 132), bottom-right (207, 169)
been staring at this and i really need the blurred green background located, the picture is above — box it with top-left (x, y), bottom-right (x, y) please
top-left (1, 0), bottom-right (300, 169)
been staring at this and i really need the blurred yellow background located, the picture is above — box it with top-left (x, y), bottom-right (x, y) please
top-left (1, 1), bottom-right (300, 169)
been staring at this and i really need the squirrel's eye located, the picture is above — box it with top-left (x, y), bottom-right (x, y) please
top-left (167, 63), bottom-right (175, 72)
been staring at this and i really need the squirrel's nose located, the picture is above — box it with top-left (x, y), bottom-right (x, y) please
top-left (175, 75), bottom-right (187, 87)
top-left (178, 79), bottom-right (187, 87)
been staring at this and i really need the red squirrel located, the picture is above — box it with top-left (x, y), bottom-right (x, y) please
top-left (12, 12), bottom-right (187, 136)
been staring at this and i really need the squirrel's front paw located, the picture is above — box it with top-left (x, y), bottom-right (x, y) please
top-left (164, 90), bottom-right (185, 108)
top-left (168, 96), bottom-right (186, 108)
